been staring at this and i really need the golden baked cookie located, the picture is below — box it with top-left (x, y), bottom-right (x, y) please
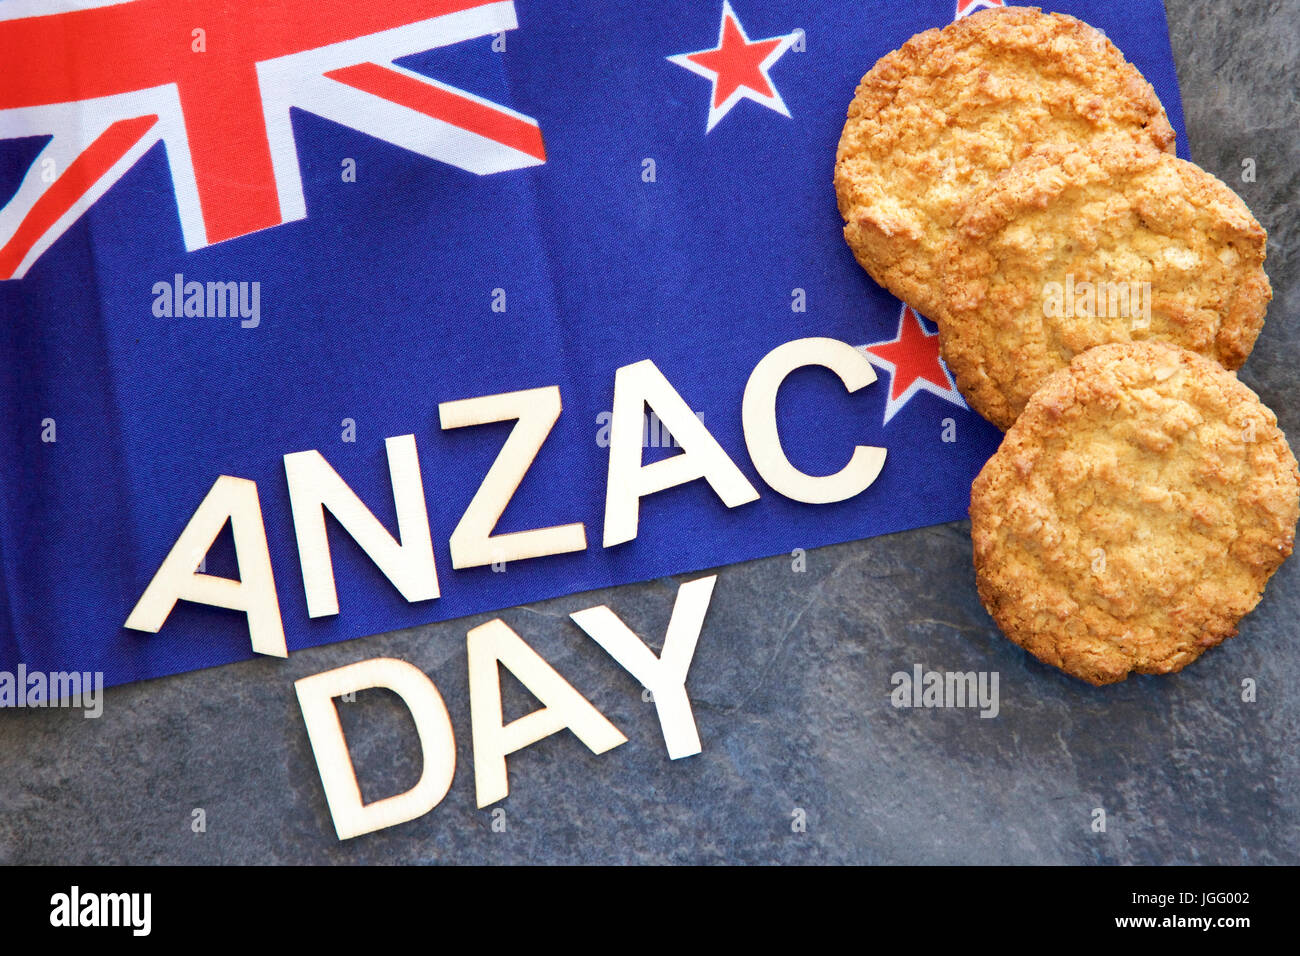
top-left (834, 6), bottom-right (1175, 319)
top-left (938, 136), bottom-right (1271, 430)
top-left (970, 342), bottom-right (1299, 686)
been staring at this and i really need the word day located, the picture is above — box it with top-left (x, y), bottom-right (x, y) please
top-left (298, 575), bottom-right (715, 839)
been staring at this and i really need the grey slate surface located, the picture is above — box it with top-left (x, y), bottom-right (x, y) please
top-left (1, 0), bottom-right (1297, 864)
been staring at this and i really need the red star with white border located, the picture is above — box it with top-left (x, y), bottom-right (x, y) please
top-left (955, 0), bottom-right (1005, 19)
top-left (859, 305), bottom-right (966, 425)
top-left (667, 2), bottom-right (800, 133)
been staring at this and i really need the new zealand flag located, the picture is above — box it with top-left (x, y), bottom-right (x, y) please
top-left (0, 0), bottom-right (1187, 688)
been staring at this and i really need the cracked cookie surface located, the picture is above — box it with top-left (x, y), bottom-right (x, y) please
top-left (970, 342), bottom-right (1299, 686)
top-left (938, 135), bottom-right (1270, 430)
top-left (834, 6), bottom-right (1175, 321)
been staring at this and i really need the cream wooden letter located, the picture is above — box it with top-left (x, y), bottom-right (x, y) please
top-left (603, 359), bottom-right (759, 546)
top-left (467, 619), bottom-right (627, 807)
top-left (569, 574), bottom-right (715, 759)
top-left (284, 435), bottom-right (438, 618)
top-left (742, 337), bottom-right (887, 503)
top-left (438, 386), bottom-right (586, 569)
top-left (124, 475), bottom-right (285, 657)
top-left (295, 658), bottom-right (456, 840)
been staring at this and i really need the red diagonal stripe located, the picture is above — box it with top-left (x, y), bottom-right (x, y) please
top-left (325, 62), bottom-right (545, 162)
top-left (0, 115), bottom-right (157, 279)
top-left (180, 68), bottom-right (282, 244)
top-left (0, 0), bottom-right (499, 110)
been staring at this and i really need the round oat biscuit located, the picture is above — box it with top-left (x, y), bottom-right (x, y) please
top-left (970, 342), bottom-right (1299, 686)
top-left (834, 6), bottom-right (1175, 320)
top-left (938, 135), bottom-right (1271, 430)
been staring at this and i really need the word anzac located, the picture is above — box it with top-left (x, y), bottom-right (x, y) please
top-left (124, 336), bottom-right (887, 657)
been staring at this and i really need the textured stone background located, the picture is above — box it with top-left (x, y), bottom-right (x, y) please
top-left (2, 0), bottom-right (1296, 864)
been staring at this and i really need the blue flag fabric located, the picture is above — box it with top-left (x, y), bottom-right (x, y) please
top-left (0, 0), bottom-right (1187, 689)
